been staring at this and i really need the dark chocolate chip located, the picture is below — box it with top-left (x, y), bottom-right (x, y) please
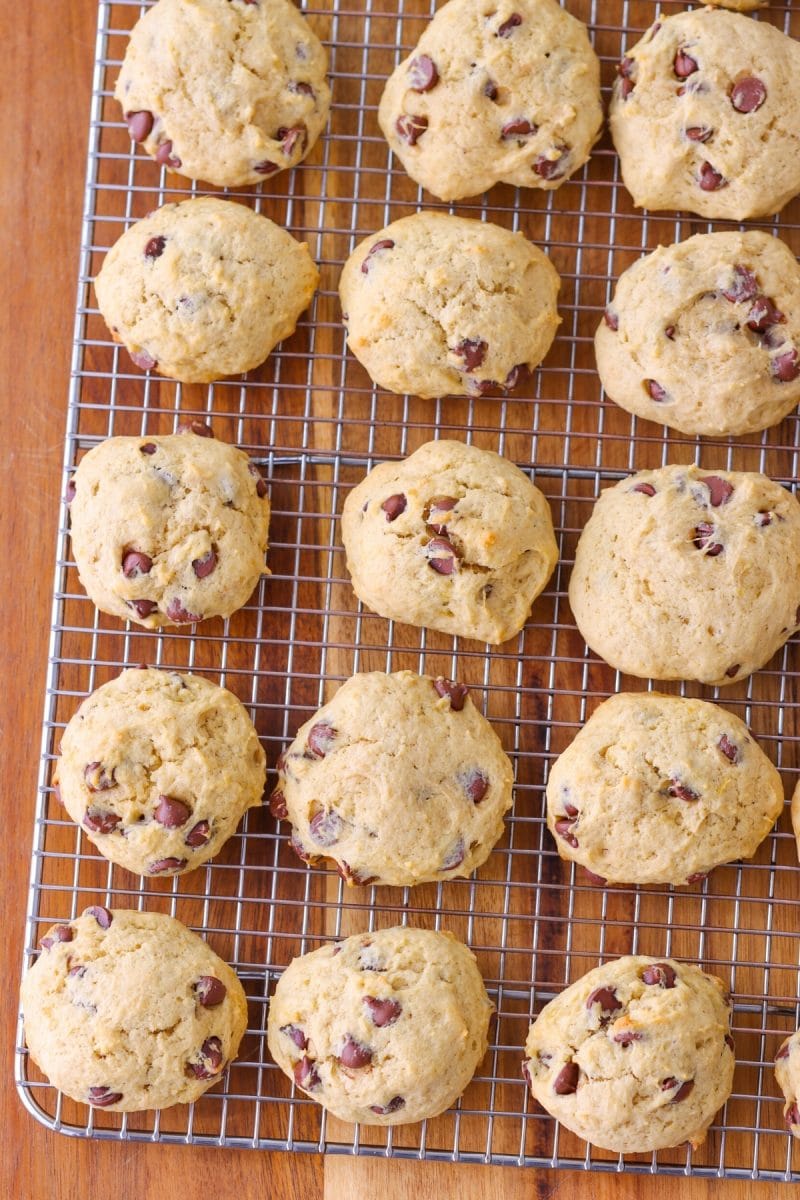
top-left (501, 117), bottom-right (536, 139)
top-left (128, 598), bottom-right (158, 619)
top-left (148, 856), bottom-right (188, 873)
top-left (88, 1086), bottom-right (123, 1107)
top-left (195, 976), bottom-right (227, 1007)
top-left (269, 788), bottom-right (288, 820)
top-left (370, 1095), bottom-right (405, 1115)
top-left (426, 536), bottom-right (458, 575)
top-left (484, 79), bottom-right (499, 101)
top-left (254, 159), bottom-right (281, 176)
top-left (776, 1042), bottom-right (791, 1061)
top-left (646, 379), bottom-right (668, 402)
top-left (497, 12), bottom-right (522, 36)
top-left (586, 986), bottom-right (622, 1015)
top-left (693, 522), bottom-right (723, 556)
top-left (674, 49), bottom-right (698, 78)
top-left (166, 597), bottom-right (202, 624)
top-left (293, 1056), bottom-right (321, 1090)
top-left (186, 1036), bottom-right (224, 1079)
top-left (121, 550), bottom-right (153, 578)
top-left (156, 140), bottom-right (181, 169)
top-left (662, 1077), bottom-right (695, 1102)
top-left (685, 125), bottom-right (712, 143)
top-left (192, 548), bottom-right (217, 579)
top-left (177, 421), bottom-right (214, 437)
top-left (381, 492), bottom-right (407, 521)
top-left (699, 162), bottom-right (726, 191)
top-left (361, 239), bottom-right (395, 274)
top-left (786, 1103), bottom-right (800, 1127)
top-left (125, 110), bottom-right (153, 142)
top-left (553, 1061), bottom-right (579, 1095)
top-left (427, 495), bottom-right (457, 535)
top-left (665, 325), bottom-right (676, 340)
top-left (731, 76), bottom-right (767, 114)
top-left (154, 794), bottom-right (191, 828)
top-left (395, 113), bottom-right (428, 145)
top-left (718, 734), bottom-right (739, 763)
top-left (281, 1023), bottom-right (308, 1050)
top-left (83, 806), bottom-right (121, 835)
top-left (248, 462), bottom-right (268, 497)
top-left (462, 768), bottom-right (489, 803)
top-left (308, 808), bottom-right (343, 846)
top-left (307, 721), bottom-right (336, 759)
top-left (533, 147), bottom-right (569, 181)
top-left (699, 475), bottom-right (733, 507)
top-left (408, 55), bottom-right (438, 92)
top-left (364, 996), bottom-right (402, 1027)
top-left (40, 924), bottom-right (73, 950)
top-left (339, 1036), bottom-right (373, 1068)
top-left (84, 762), bottom-right (117, 792)
top-left (145, 235), bottom-right (166, 261)
top-left (687, 870), bottom-right (708, 884)
top-left (632, 482), bottom-right (656, 496)
top-left (747, 296), bottom-right (785, 333)
top-left (613, 1030), bottom-right (642, 1047)
top-left (65, 478), bottom-right (76, 504)
top-left (604, 309), bottom-right (619, 331)
top-left (289, 80), bottom-right (314, 96)
top-left (641, 962), bottom-right (677, 988)
top-left (722, 266), bottom-right (758, 304)
top-left (84, 906), bottom-right (113, 929)
top-left (433, 677), bottom-right (469, 710)
top-left (582, 868), bottom-right (608, 886)
top-left (130, 349), bottom-right (157, 371)
top-left (279, 125), bottom-right (306, 157)
top-left (772, 348), bottom-right (800, 382)
top-left (725, 663), bottom-right (741, 677)
top-left (454, 337), bottom-right (487, 372)
top-left (185, 820), bottom-right (210, 848)
top-left (668, 781), bottom-right (699, 802)
top-left (441, 838), bottom-right (465, 871)
top-left (554, 818), bottom-right (578, 849)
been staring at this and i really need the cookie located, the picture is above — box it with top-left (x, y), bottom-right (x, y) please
top-left (789, 779), bottom-right (800, 870)
top-left (523, 955), bottom-right (734, 1153)
top-left (55, 668), bottom-right (266, 878)
top-left (94, 199), bottom-right (319, 383)
top-left (610, 9), bottom-right (800, 221)
top-left (115, 0), bottom-right (330, 188)
top-left (546, 693), bottom-right (783, 887)
top-left (597, 231), bottom-right (800, 437)
top-left (377, 0), bottom-right (602, 202)
top-left (67, 427), bottom-right (270, 629)
top-left (341, 440), bottom-right (558, 644)
top-left (21, 908), bottom-right (248, 1112)
top-left (270, 670), bottom-right (514, 887)
top-left (267, 926), bottom-right (492, 1124)
top-left (712, 0), bottom-right (765, 7)
top-left (775, 1031), bottom-right (800, 1137)
top-left (568, 464), bottom-right (800, 687)
top-left (339, 213), bottom-right (560, 398)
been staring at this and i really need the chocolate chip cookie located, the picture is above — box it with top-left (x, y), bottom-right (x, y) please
top-left (67, 428), bottom-right (270, 629)
top-left (116, 0), bottom-right (331, 187)
top-left (775, 1031), bottom-right (800, 1138)
top-left (597, 231), bottom-right (800, 437)
top-left (94, 198), bottom-right (319, 383)
top-left (267, 926), bottom-right (492, 1124)
top-left (339, 213), bottom-right (560, 398)
top-left (270, 670), bottom-right (514, 887)
top-left (378, 0), bottom-right (602, 202)
top-left (341, 440), bottom-right (558, 644)
top-left (610, 8), bottom-right (800, 220)
top-left (55, 668), bottom-right (266, 877)
top-left (21, 908), bottom-right (248, 1111)
top-left (523, 956), bottom-right (735, 1153)
top-left (547, 693), bottom-right (783, 887)
top-left (569, 465), bottom-right (800, 687)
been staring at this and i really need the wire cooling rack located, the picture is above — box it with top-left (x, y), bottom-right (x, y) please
top-left (15, 0), bottom-right (800, 1181)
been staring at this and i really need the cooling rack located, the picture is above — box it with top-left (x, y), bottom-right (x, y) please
top-left (14, 0), bottom-right (800, 1181)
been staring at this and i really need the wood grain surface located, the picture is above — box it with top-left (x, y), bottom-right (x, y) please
top-left (1, 1), bottom-right (793, 1197)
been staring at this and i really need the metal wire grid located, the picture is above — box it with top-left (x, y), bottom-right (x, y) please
top-left (13, 0), bottom-right (800, 1180)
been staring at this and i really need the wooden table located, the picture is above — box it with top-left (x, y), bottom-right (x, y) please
top-left (0, 3), bottom-right (788, 1197)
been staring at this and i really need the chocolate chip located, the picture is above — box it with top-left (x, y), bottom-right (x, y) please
top-left (84, 906), bottom-right (113, 929)
top-left (786, 1103), bottom-right (800, 1127)
top-left (148, 856), bottom-right (188, 873)
top-left (339, 1036), bottom-right (373, 1068)
top-left (307, 721), bottom-right (336, 759)
top-left (731, 76), bottom-right (766, 114)
top-left (441, 838), bottom-right (465, 871)
top-left (187, 1036), bottom-right (224, 1079)
top-left (408, 55), bottom-right (438, 92)
top-left (484, 79), bottom-right (499, 101)
top-left (337, 861), bottom-right (377, 886)
top-left (290, 833), bottom-right (312, 863)
top-left (128, 598), bottom-right (158, 619)
top-left (289, 80), bottom-right (314, 96)
top-left (563, 802), bottom-right (579, 818)
top-left (504, 363), bottom-right (529, 391)
top-left (65, 478), bottom-right (76, 504)
top-left (662, 1077), bottom-right (694, 1102)
top-left (586, 986), bottom-right (622, 1015)
top-left (364, 996), bottom-right (402, 1027)
top-left (40, 925), bottom-right (73, 950)
top-left (370, 1096), bottom-right (405, 1115)
top-left (665, 325), bottom-right (676, 340)
top-left (121, 549), bottom-right (153, 578)
top-left (125, 110), bottom-right (153, 142)
top-left (177, 420), bottom-right (214, 437)
top-left (395, 113), bottom-right (428, 145)
top-left (699, 476), bottom-right (734, 508)
top-left (185, 820), bottom-right (210, 848)
top-left (553, 1061), bottom-right (579, 1095)
top-left (718, 734), bottom-right (739, 763)
top-left (309, 809), bottom-right (343, 846)
top-left (83, 806), bottom-right (121, 835)
top-left (533, 147), bottom-right (570, 181)
top-left (269, 788), bottom-right (288, 820)
top-left (501, 118), bottom-right (536, 139)
top-left (381, 493), bottom-right (407, 521)
top-left (192, 548), bottom-right (217, 579)
top-left (620, 76), bottom-right (635, 100)
top-left (462, 768), bottom-right (489, 803)
top-left (674, 49), bottom-right (698, 78)
top-left (646, 379), bottom-right (668, 402)
top-left (254, 159), bottom-right (280, 175)
top-left (166, 597), bottom-right (202, 624)
top-left (613, 1030), bottom-right (642, 1046)
top-left (554, 818), bottom-right (578, 849)
top-left (772, 349), bottom-right (800, 382)
top-left (426, 536), bottom-right (458, 575)
top-left (361, 239), bottom-right (395, 275)
top-left (726, 663), bottom-right (741, 677)
top-left (84, 761), bottom-right (116, 792)
top-left (617, 57), bottom-right (636, 100)
top-left (699, 162), bottom-right (726, 191)
top-left (747, 296), bottom-right (784, 333)
top-left (88, 1086), bottom-right (123, 1107)
top-left (434, 677), bottom-right (469, 710)
top-left (279, 125), bottom-right (306, 157)
top-left (281, 1023), bottom-right (308, 1050)
top-left (454, 337), bottom-right (487, 372)
top-left (156, 140), bottom-right (181, 169)
top-left (693, 522), bottom-right (723, 556)
top-left (130, 349), bottom-right (157, 371)
top-left (604, 309), bottom-right (619, 331)
top-left (687, 870), bottom-right (708, 884)
top-left (685, 125), bottom-right (712, 143)
top-left (247, 462), bottom-right (268, 498)
top-left (582, 868), bottom-right (608, 886)
top-left (497, 12), bottom-right (522, 35)
top-left (195, 976), bottom-right (227, 1007)
top-left (154, 794), bottom-right (191, 828)
top-left (618, 57), bottom-right (635, 79)
top-left (293, 1056), bottom-right (321, 1090)
top-left (668, 780), bottom-right (699, 802)
top-left (427, 495), bottom-right (457, 535)
top-left (632, 482), bottom-right (656, 497)
top-left (722, 265), bottom-right (758, 304)
top-left (68, 964), bottom-right (87, 978)
top-left (776, 1042), bottom-right (791, 1061)
top-left (725, 1034), bottom-right (735, 1051)
top-left (145, 235), bottom-right (166, 261)
top-left (641, 962), bottom-right (677, 988)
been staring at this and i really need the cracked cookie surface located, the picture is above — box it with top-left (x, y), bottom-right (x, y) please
top-left (341, 440), bottom-right (558, 644)
top-left (21, 908), bottom-right (248, 1111)
top-left (68, 429), bottom-right (270, 629)
top-left (270, 670), bottom-right (514, 887)
top-left (267, 925), bottom-right (492, 1124)
top-left (339, 213), bottom-right (560, 398)
top-left (610, 8), bottom-right (800, 220)
top-left (115, 0), bottom-right (331, 188)
top-left (597, 231), bottom-right (800, 437)
top-left (55, 668), bottom-right (266, 877)
top-left (523, 955), bottom-right (734, 1153)
top-left (95, 198), bottom-right (319, 383)
top-left (546, 692), bottom-right (783, 886)
top-left (378, 0), bottom-right (602, 202)
top-left (568, 464), bottom-right (800, 687)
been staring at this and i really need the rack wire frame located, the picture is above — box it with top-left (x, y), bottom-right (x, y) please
top-left (14, 0), bottom-right (800, 1180)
